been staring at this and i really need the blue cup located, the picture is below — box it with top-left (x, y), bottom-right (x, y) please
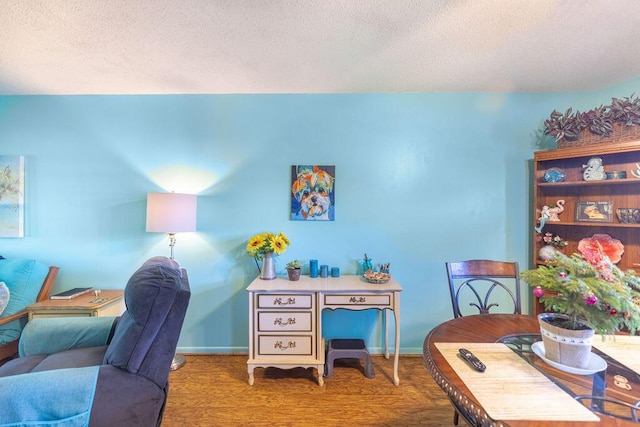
top-left (331, 267), bottom-right (340, 277)
top-left (310, 260), bottom-right (319, 278)
top-left (320, 265), bottom-right (329, 278)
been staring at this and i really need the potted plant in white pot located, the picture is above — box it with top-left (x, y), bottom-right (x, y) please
top-left (520, 242), bottom-right (640, 369)
top-left (285, 260), bottom-right (302, 281)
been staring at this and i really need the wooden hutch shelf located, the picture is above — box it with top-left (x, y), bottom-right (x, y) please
top-left (533, 141), bottom-right (640, 314)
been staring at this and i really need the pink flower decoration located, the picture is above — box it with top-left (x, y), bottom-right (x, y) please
top-left (533, 286), bottom-right (544, 298)
top-left (578, 233), bottom-right (624, 264)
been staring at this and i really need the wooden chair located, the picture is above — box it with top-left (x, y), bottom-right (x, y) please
top-left (444, 260), bottom-right (521, 425)
top-left (0, 266), bottom-right (59, 363)
top-left (446, 260), bottom-right (521, 319)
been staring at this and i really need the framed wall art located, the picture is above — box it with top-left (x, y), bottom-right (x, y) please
top-left (0, 155), bottom-right (24, 237)
top-left (575, 201), bottom-right (613, 223)
top-left (290, 165), bottom-right (335, 221)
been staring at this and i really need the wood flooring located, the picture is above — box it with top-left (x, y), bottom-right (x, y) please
top-left (162, 354), bottom-right (454, 426)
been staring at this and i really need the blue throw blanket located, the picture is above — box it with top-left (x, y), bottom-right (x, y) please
top-left (0, 366), bottom-right (99, 426)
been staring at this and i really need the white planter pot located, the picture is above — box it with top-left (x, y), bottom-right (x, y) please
top-left (538, 313), bottom-right (595, 369)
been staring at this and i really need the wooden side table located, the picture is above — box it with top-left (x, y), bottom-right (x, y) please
top-left (27, 290), bottom-right (125, 320)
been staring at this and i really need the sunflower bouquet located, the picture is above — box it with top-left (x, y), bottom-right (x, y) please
top-left (246, 232), bottom-right (290, 260)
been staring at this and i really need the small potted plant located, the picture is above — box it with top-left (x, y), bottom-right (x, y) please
top-left (520, 243), bottom-right (640, 369)
top-left (285, 260), bottom-right (302, 281)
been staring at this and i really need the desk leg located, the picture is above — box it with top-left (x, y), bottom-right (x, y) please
top-left (317, 336), bottom-right (325, 386)
top-left (248, 365), bottom-right (255, 385)
top-left (248, 292), bottom-right (255, 385)
top-left (393, 294), bottom-right (400, 386)
top-left (384, 309), bottom-right (390, 359)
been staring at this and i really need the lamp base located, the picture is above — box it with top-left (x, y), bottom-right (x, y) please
top-left (170, 353), bottom-right (187, 371)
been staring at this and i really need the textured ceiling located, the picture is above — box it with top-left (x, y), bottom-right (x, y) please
top-left (1, 0), bottom-right (639, 95)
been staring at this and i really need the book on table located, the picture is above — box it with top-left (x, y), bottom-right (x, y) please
top-left (50, 287), bottom-right (93, 300)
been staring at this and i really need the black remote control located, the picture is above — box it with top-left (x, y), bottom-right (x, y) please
top-left (458, 348), bottom-right (486, 372)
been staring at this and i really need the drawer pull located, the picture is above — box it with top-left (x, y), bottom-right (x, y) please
top-left (274, 317), bottom-right (296, 326)
top-left (274, 340), bottom-right (297, 350)
top-left (273, 297), bottom-right (296, 306)
top-left (350, 296), bottom-right (367, 304)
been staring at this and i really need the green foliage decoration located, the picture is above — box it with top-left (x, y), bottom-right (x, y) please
top-left (285, 260), bottom-right (301, 270)
top-left (543, 93), bottom-right (640, 142)
top-left (521, 251), bottom-right (640, 335)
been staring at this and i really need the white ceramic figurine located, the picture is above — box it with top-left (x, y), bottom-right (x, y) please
top-left (583, 157), bottom-right (606, 181)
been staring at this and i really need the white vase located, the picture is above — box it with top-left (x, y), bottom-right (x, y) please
top-left (260, 252), bottom-right (276, 280)
top-left (538, 245), bottom-right (557, 261)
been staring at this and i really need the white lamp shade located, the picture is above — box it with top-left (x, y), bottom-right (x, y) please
top-left (146, 192), bottom-right (197, 233)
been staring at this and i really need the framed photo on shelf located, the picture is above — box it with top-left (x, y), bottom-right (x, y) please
top-left (575, 201), bottom-right (614, 223)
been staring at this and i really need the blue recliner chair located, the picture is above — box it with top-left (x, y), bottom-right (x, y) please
top-left (0, 256), bottom-right (191, 427)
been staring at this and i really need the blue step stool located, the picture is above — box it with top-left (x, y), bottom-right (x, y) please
top-left (324, 338), bottom-right (374, 379)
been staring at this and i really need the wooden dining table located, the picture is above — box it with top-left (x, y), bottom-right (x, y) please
top-left (423, 314), bottom-right (640, 426)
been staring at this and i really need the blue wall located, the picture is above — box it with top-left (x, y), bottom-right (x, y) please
top-left (1, 84), bottom-right (637, 353)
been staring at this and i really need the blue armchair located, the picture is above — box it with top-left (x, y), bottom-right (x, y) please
top-left (0, 256), bottom-right (191, 427)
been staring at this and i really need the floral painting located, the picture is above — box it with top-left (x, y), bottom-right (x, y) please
top-left (0, 156), bottom-right (24, 237)
top-left (290, 165), bottom-right (335, 221)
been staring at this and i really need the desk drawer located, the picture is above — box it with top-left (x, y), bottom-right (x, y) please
top-left (324, 293), bottom-right (391, 307)
top-left (257, 335), bottom-right (313, 356)
top-left (257, 293), bottom-right (312, 309)
top-left (258, 311), bottom-right (312, 332)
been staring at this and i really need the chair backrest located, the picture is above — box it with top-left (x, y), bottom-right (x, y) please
top-left (103, 256), bottom-right (190, 388)
top-left (446, 260), bottom-right (521, 318)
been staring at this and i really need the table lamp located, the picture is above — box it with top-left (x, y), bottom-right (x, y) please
top-left (145, 191), bottom-right (196, 370)
top-left (146, 192), bottom-right (197, 259)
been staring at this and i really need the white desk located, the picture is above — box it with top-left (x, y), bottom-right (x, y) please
top-left (246, 275), bottom-right (402, 386)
